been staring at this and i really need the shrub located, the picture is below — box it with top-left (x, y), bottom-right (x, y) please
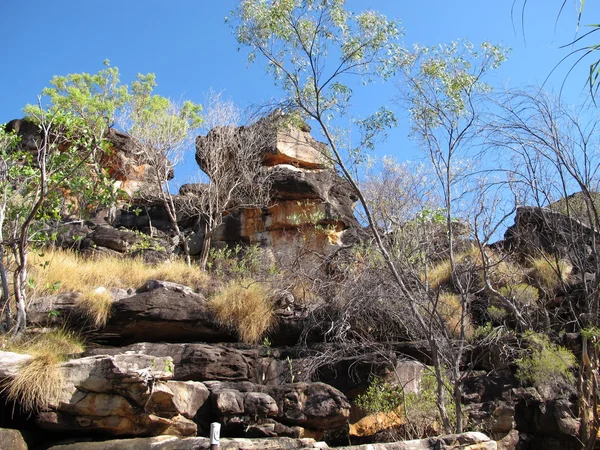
top-left (355, 370), bottom-right (456, 440)
top-left (516, 332), bottom-right (576, 391)
top-left (498, 283), bottom-right (539, 306)
top-left (209, 278), bottom-right (274, 343)
top-left (487, 305), bottom-right (507, 323)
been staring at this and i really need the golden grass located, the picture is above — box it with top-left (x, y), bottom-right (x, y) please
top-left (425, 259), bottom-right (453, 290)
top-left (1, 329), bottom-right (84, 412)
top-left (4, 354), bottom-right (63, 412)
top-left (437, 293), bottom-right (474, 340)
top-left (29, 249), bottom-right (210, 319)
top-left (528, 254), bottom-right (572, 293)
top-left (424, 246), bottom-right (525, 291)
top-left (76, 287), bottom-right (114, 328)
top-left (209, 278), bottom-right (274, 344)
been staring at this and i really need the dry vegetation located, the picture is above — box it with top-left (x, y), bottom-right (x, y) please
top-left (30, 248), bottom-right (210, 294)
top-left (1, 329), bottom-right (84, 412)
top-left (28, 248), bottom-right (211, 325)
top-left (209, 278), bottom-right (274, 343)
top-left (527, 254), bottom-right (572, 293)
top-left (437, 293), bottom-right (474, 340)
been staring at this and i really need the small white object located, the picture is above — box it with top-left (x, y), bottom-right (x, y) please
top-left (210, 422), bottom-right (221, 445)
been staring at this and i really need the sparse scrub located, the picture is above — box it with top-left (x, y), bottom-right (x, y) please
top-left (209, 278), bottom-right (274, 343)
top-left (516, 332), bottom-right (576, 392)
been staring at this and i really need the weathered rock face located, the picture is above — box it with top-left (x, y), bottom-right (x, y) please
top-left (463, 373), bottom-right (580, 450)
top-left (195, 117), bottom-right (363, 259)
top-left (204, 380), bottom-right (351, 435)
top-left (0, 428), bottom-right (29, 450)
top-left (503, 206), bottom-right (598, 268)
top-left (4, 119), bottom-right (172, 198)
top-left (97, 287), bottom-right (233, 345)
top-left (87, 342), bottom-right (278, 385)
top-left (0, 352), bottom-right (209, 438)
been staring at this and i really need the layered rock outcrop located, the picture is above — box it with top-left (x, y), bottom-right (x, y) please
top-left (194, 116), bottom-right (362, 257)
top-left (4, 119), bottom-right (171, 198)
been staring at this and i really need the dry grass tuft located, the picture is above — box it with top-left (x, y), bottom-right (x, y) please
top-left (209, 278), bottom-right (274, 344)
top-left (5, 328), bottom-right (85, 359)
top-left (499, 283), bottom-right (540, 306)
top-left (424, 247), bottom-right (526, 292)
top-left (3, 354), bottom-right (64, 412)
top-left (528, 255), bottom-right (572, 293)
top-left (30, 248), bottom-right (209, 295)
top-left (77, 287), bottom-right (114, 328)
top-left (437, 293), bottom-right (474, 340)
top-left (1, 329), bottom-right (84, 413)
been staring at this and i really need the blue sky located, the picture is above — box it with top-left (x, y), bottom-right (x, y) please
top-left (1, 0), bottom-right (599, 185)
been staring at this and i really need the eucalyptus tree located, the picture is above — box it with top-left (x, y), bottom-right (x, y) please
top-left (121, 74), bottom-right (203, 265)
top-left (1, 64), bottom-right (127, 334)
top-left (397, 40), bottom-right (508, 432)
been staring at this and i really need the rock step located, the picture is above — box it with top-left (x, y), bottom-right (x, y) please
top-left (45, 436), bottom-right (328, 449)
top-left (43, 432), bottom-right (497, 449)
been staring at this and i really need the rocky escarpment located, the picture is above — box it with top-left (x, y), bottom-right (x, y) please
top-left (222, 118), bottom-right (361, 252)
top-left (5, 119), bottom-right (172, 198)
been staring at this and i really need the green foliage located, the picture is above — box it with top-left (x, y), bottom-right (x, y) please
top-left (231, 0), bottom-right (403, 161)
top-left (355, 377), bottom-right (404, 415)
top-left (207, 244), bottom-right (263, 278)
top-left (128, 73), bottom-right (202, 151)
top-left (516, 332), bottom-right (576, 391)
top-left (498, 283), bottom-right (539, 306)
top-left (24, 60), bottom-right (128, 135)
top-left (487, 305), bottom-right (507, 323)
top-left (405, 41), bottom-right (507, 128)
top-left (356, 370), bottom-right (458, 439)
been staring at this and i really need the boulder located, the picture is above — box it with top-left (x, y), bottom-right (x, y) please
top-left (205, 381), bottom-right (350, 431)
top-left (503, 205), bottom-right (599, 268)
top-left (4, 120), bottom-right (172, 199)
top-left (195, 114), bottom-right (329, 171)
top-left (86, 343), bottom-right (257, 383)
top-left (0, 352), bottom-right (33, 378)
top-left (31, 354), bottom-right (208, 437)
top-left (0, 428), bottom-right (28, 450)
top-left (96, 287), bottom-right (233, 345)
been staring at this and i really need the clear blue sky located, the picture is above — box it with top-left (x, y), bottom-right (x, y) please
top-left (1, 0), bottom-right (598, 184)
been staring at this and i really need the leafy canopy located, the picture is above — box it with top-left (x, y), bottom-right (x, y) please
top-left (231, 0), bottom-right (403, 141)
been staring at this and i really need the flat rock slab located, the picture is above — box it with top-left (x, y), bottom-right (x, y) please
top-left (334, 432), bottom-right (497, 450)
top-left (97, 287), bottom-right (233, 344)
top-left (86, 342), bottom-right (285, 384)
top-left (45, 435), bottom-right (327, 449)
